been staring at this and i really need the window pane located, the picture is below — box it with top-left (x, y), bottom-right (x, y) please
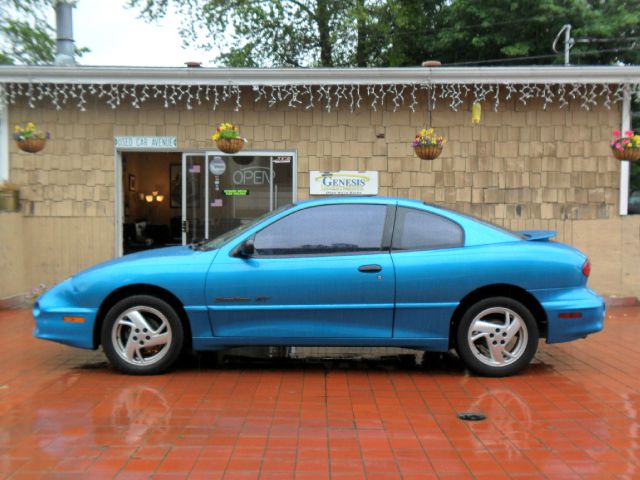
top-left (392, 207), bottom-right (463, 251)
top-left (254, 204), bottom-right (387, 255)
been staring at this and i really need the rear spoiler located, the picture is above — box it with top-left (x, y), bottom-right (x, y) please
top-left (518, 230), bottom-right (557, 241)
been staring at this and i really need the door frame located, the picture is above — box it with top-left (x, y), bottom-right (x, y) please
top-left (115, 148), bottom-right (297, 257)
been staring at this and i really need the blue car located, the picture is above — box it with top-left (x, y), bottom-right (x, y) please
top-left (33, 197), bottom-right (604, 376)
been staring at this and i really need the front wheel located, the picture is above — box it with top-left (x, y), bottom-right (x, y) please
top-left (455, 297), bottom-right (539, 377)
top-left (101, 295), bottom-right (184, 375)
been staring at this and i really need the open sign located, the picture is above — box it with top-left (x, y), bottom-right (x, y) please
top-left (233, 167), bottom-right (274, 186)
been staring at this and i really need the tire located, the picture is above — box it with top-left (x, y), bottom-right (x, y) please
top-left (455, 297), bottom-right (539, 377)
top-left (101, 295), bottom-right (184, 375)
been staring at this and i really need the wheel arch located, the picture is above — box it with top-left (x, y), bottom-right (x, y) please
top-left (448, 284), bottom-right (547, 349)
top-left (93, 284), bottom-right (192, 350)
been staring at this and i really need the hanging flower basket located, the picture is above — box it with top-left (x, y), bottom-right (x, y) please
top-left (16, 138), bottom-right (47, 154)
top-left (412, 128), bottom-right (446, 160)
top-left (611, 147), bottom-right (640, 161)
top-left (14, 122), bottom-right (50, 154)
top-left (216, 137), bottom-right (245, 154)
top-left (414, 145), bottom-right (443, 160)
top-left (610, 130), bottom-right (640, 161)
top-left (211, 122), bottom-right (247, 154)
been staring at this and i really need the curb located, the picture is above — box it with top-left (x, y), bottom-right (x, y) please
top-left (604, 296), bottom-right (639, 307)
top-left (0, 294), bottom-right (29, 310)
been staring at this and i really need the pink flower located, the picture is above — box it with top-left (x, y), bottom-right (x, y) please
top-left (613, 130), bottom-right (621, 136)
top-left (622, 139), bottom-right (630, 144)
top-left (624, 130), bottom-right (634, 137)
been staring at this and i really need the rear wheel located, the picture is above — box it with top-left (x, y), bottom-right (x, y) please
top-left (455, 297), bottom-right (538, 377)
top-left (101, 295), bottom-right (184, 375)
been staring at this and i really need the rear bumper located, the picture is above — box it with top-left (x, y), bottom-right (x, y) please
top-left (533, 287), bottom-right (605, 343)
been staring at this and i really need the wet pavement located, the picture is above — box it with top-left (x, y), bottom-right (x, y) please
top-left (1, 307), bottom-right (639, 479)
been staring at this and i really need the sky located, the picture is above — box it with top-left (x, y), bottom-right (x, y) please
top-left (62, 0), bottom-right (216, 67)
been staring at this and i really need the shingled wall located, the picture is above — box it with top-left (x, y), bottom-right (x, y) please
top-left (4, 89), bottom-right (639, 298)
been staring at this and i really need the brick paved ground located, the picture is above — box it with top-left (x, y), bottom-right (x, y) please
top-left (0, 307), bottom-right (638, 479)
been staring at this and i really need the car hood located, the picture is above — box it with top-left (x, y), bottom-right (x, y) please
top-left (39, 245), bottom-right (218, 312)
top-left (76, 246), bottom-right (204, 274)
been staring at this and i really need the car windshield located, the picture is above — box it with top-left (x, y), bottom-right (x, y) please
top-left (194, 204), bottom-right (292, 251)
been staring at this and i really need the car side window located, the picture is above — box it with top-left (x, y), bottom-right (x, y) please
top-left (392, 207), bottom-right (463, 251)
top-left (253, 204), bottom-right (387, 256)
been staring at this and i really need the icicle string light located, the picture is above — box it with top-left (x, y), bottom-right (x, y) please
top-left (2, 82), bottom-right (638, 113)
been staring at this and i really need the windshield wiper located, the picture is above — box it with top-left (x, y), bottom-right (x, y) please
top-left (189, 239), bottom-right (209, 250)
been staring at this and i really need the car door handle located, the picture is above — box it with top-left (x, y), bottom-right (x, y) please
top-left (358, 264), bottom-right (382, 273)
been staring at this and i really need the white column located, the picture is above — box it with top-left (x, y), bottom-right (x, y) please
top-left (0, 102), bottom-right (8, 182)
top-left (619, 87), bottom-right (631, 216)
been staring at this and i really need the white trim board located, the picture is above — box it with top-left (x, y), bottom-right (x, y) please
top-left (1, 65), bottom-right (639, 86)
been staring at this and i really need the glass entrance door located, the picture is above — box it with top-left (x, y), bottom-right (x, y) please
top-left (181, 152), bottom-right (294, 244)
top-left (181, 154), bottom-right (206, 244)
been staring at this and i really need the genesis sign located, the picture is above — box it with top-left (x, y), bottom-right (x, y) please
top-left (309, 171), bottom-right (378, 195)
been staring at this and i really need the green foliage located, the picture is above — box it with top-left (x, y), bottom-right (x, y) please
top-left (1, 0), bottom-right (55, 64)
top-left (129, 0), bottom-right (359, 67)
top-left (128, 0), bottom-right (639, 67)
top-left (1, 0), bottom-right (88, 65)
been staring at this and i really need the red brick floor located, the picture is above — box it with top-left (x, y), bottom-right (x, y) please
top-left (1, 307), bottom-right (639, 479)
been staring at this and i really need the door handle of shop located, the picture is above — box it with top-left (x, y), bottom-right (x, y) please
top-left (358, 264), bottom-right (382, 273)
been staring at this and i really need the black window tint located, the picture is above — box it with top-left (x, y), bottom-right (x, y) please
top-left (392, 207), bottom-right (463, 251)
top-left (254, 204), bottom-right (387, 255)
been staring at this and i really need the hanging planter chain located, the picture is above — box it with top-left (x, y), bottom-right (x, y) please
top-left (413, 86), bottom-right (444, 161)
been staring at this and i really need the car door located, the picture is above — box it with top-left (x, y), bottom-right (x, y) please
top-left (390, 206), bottom-right (466, 343)
top-left (205, 203), bottom-right (395, 339)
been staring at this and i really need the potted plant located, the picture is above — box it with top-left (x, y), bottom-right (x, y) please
top-left (29, 283), bottom-right (47, 305)
top-left (413, 128), bottom-right (446, 160)
top-left (0, 182), bottom-right (20, 212)
top-left (610, 130), bottom-right (640, 162)
top-left (211, 122), bottom-right (247, 154)
top-left (14, 122), bottom-right (50, 153)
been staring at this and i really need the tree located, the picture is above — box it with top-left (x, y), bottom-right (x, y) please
top-left (1, 0), bottom-right (88, 65)
top-left (1, 0), bottom-right (56, 64)
top-left (354, 0), bottom-right (445, 67)
top-left (128, 0), bottom-right (639, 67)
top-left (129, 0), bottom-right (394, 67)
top-left (574, 0), bottom-right (640, 66)
top-left (407, 0), bottom-right (639, 66)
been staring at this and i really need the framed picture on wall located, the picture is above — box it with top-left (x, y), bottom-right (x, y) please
top-left (128, 174), bottom-right (136, 192)
top-left (170, 164), bottom-right (199, 208)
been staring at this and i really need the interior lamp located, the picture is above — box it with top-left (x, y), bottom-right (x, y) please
top-left (144, 191), bottom-right (164, 203)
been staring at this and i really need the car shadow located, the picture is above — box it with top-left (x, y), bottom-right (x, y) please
top-left (70, 347), bottom-right (554, 376)
top-left (173, 347), bottom-right (469, 374)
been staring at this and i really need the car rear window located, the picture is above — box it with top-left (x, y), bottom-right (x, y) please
top-left (392, 207), bottom-right (464, 251)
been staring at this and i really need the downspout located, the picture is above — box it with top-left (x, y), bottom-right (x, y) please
top-left (0, 100), bottom-right (8, 182)
top-left (55, 0), bottom-right (75, 66)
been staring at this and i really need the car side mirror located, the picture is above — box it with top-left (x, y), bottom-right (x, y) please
top-left (238, 239), bottom-right (255, 258)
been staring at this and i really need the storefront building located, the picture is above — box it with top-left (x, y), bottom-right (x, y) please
top-left (1, 65), bottom-right (639, 301)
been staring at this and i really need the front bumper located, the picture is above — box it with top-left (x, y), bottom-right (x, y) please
top-left (32, 278), bottom-right (98, 350)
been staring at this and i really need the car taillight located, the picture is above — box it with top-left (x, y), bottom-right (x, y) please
top-left (582, 259), bottom-right (591, 277)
